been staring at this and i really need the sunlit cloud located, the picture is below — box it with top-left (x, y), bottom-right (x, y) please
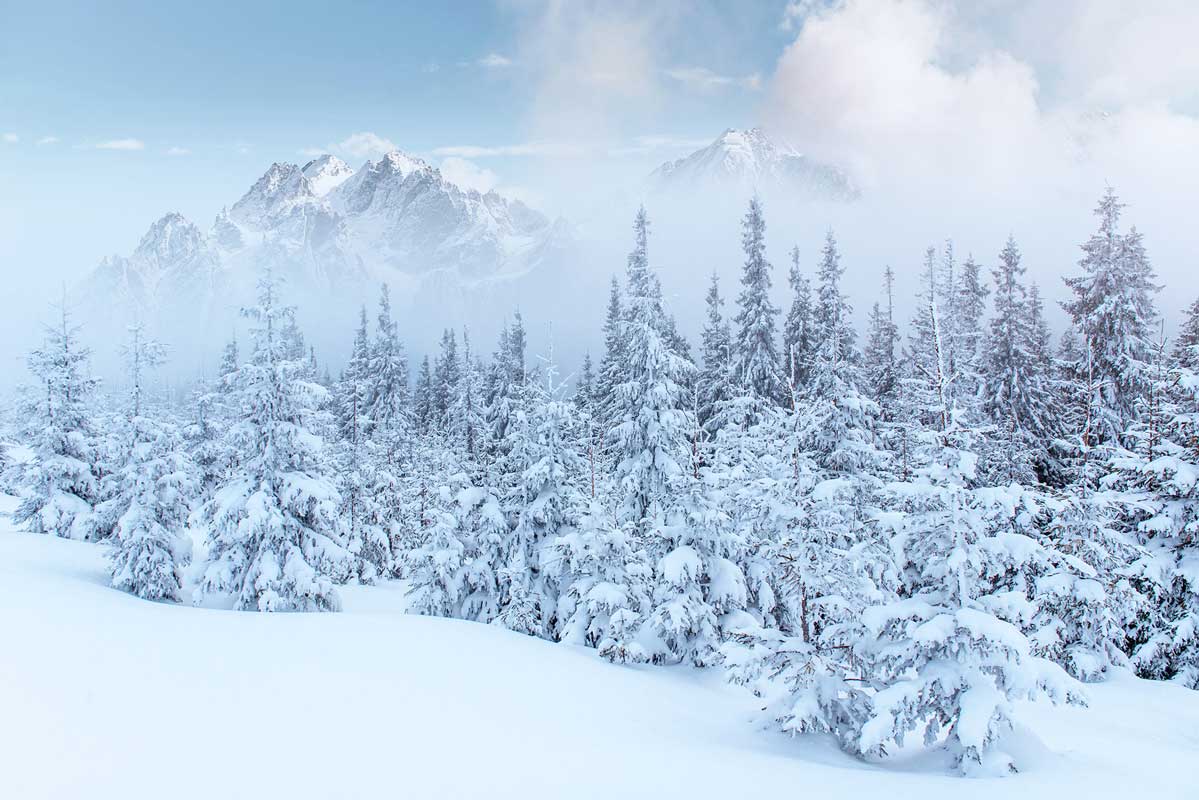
top-left (95, 138), bottom-right (145, 151)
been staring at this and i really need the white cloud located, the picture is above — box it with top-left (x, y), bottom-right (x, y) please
top-left (439, 157), bottom-right (499, 193)
top-left (432, 141), bottom-right (587, 159)
top-left (665, 66), bottom-right (762, 92)
top-left (36, 136), bottom-right (59, 145)
top-left (609, 134), bottom-right (712, 156)
top-left (477, 53), bottom-right (512, 69)
top-left (331, 131), bottom-right (397, 160)
top-left (2, 133), bottom-right (18, 144)
top-left (95, 138), bottom-right (145, 151)
top-left (759, 0), bottom-right (1199, 322)
top-left (166, 146), bottom-right (191, 156)
top-left (779, 0), bottom-right (823, 32)
top-left (421, 61), bottom-right (440, 74)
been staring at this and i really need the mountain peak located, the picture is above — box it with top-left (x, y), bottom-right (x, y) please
top-left (650, 127), bottom-right (857, 202)
top-left (301, 155), bottom-right (354, 197)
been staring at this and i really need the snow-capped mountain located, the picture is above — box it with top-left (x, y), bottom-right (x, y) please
top-left (650, 128), bottom-right (858, 201)
top-left (75, 148), bottom-right (573, 358)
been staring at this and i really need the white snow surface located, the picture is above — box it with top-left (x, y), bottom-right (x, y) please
top-left (2, 494), bottom-right (1197, 800)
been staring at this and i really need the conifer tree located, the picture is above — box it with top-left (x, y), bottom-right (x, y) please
top-left (365, 283), bottom-right (410, 447)
top-left (197, 268), bottom-right (350, 612)
top-left (863, 266), bottom-right (900, 419)
top-left (413, 355), bottom-right (435, 435)
top-left (698, 271), bottom-right (734, 439)
top-left (610, 207), bottom-right (695, 533)
top-left (781, 245), bottom-right (816, 397)
top-left (1062, 188), bottom-right (1160, 443)
top-left (15, 302), bottom-right (102, 540)
top-left (732, 196), bottom-right (781, 404)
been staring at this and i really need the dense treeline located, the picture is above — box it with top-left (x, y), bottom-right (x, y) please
top-left (3, 189), bottom-right (1195, 774)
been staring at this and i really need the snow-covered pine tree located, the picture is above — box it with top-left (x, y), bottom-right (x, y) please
top-left (495, 352), bottom-right (581, 638)
top-left (901, 247), bottom-right (955, 436)
top-left (15, 301), bottom-right (102, 540)
top-left (781, 244), bottom-right (817, 398)
top-left (1173, 295), bottom-right (1199, 372)
top-left (448, 328), bottom-right (486, 467)
top-left (594, 275), bottom-right (626, 429)
top-left (812, 231), bottom-right (855, 365)
top-left (573, 352), bottom-right (605, 502)
top-left (408, 478), bottom-right (508, 623)
top-left (698, 271), bottom-right (735, 441)
top-left (1103, 340), bottom-right (1199, 688)
top-left (413, 355), bottom-right (435, 435)
top-left (197, 268), bottom-right (351, 612)
top-left (333, 306), bottom-right (390, 582)
top-left (547, 498), bottom-right (648, 661)
top-left (432, 328), bottom-right (460, 433)
top-left (610, 207), bottom-right (695, 533)
top-left (952, 253), bottom-right (989, 414)
top-left (725, 240), bottom-right (894, 739)
top-left (644, 468), bottom-right (746, 666)
top-left (982, 236), bottom-right (1051, 486)
top-left (857, 433), bottom-right (1083, 774)
top-left (1032, 492), bottom-right (1142, 682)
top-left (863, 266), bottom-right (900, 420)
top-left (104, 323), bottom-right (196, 601)
top-left (732, 196), bottom-right (782, 405)
top-left (364, 282), bottom-right (410, 446)
top-left (1062, 188), bottom-right (1160, 445)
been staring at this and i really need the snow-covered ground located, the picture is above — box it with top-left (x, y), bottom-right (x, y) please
top-left (2, 494), bottom-right (1196, 800)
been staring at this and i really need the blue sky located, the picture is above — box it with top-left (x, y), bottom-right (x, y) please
top-left (0, 1), bottom-right (796, 288)
top-left (3, 0), bottom-right (1199, 341)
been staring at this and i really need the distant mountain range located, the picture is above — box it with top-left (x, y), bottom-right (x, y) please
top-left (76, 149), bottom-right (574, 352)
top-left (649, 127), bottom-right (858, 202)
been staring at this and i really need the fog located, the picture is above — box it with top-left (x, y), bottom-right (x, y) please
top-left (3, 0), bottom-right (1197, 397)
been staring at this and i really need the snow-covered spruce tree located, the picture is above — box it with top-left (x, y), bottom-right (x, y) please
top-left (863, 266), bottom-right (900, 420)
top-left (431, 328), bottom-right (460, 433)
top-left (547, 496), bottom-right (649, 661)
top-left (408, 477), bottom-right (507, 623)
top-left (643, 469), bottom-right (747, 666)
top-left (449, 329), bottom-right (487, 469)
top-left (724, 246), bottom-right (896, 742)
top-left (951, 252), bottom-right (988, 409)
top-left (610, 207), bottom-right (695, 533)
top-left (104, 324), bottom-right (196, 601)
top-left (698, 271), bottom-right (735, 442)
top-left (1061, 188), bottom-right (1160, 445)
top-left (494, 355), bottom-right (582, 638)
top-left (594, 275), bottom-right (626, 430)
top-left (197, 269), bottom-right (351, 612)
top-left (107, 415), bottom-right (196, 601)
top-left (332, 306), bottom-right (391, 582)
top-left (781, 244), bottom-right (817, 398)
top-left (732, 196), bottom-right (782, 406)
top-left (900, 247), bottom-right (956, 436)
top-left (364, 283), bottom-right (410, 439)
top-left (857, 431), bottom-right (1083, 775)
top-left (982, 236), bottom-right (1053, 486)
top-left (1031, 491), bottom-right (1142, 682)
top-left (1173, 295), bottom-right (1199, 372)
top-left (1102, 348), bottom-right (1199, 688)
top-left (484, 314), bottom-right (529, 464)
top-left (812, 231), bottom-right (855, 365)
top-left (15, 302), bottom-right (102, 540)
top-left (413, 355), bottom-right (435, 435)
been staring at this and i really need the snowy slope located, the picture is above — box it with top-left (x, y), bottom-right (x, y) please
top-left (1, 500), bottom-right (1196, 800)
top-left (650, 128), bottom-right (859, 201)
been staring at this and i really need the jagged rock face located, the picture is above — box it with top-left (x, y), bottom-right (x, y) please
top-left (72, 148), bottom-right (574, 372)
top-left (650, 128), bottom-right (859, 202)
top-left (79, 213), bottom-right (222, 319)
